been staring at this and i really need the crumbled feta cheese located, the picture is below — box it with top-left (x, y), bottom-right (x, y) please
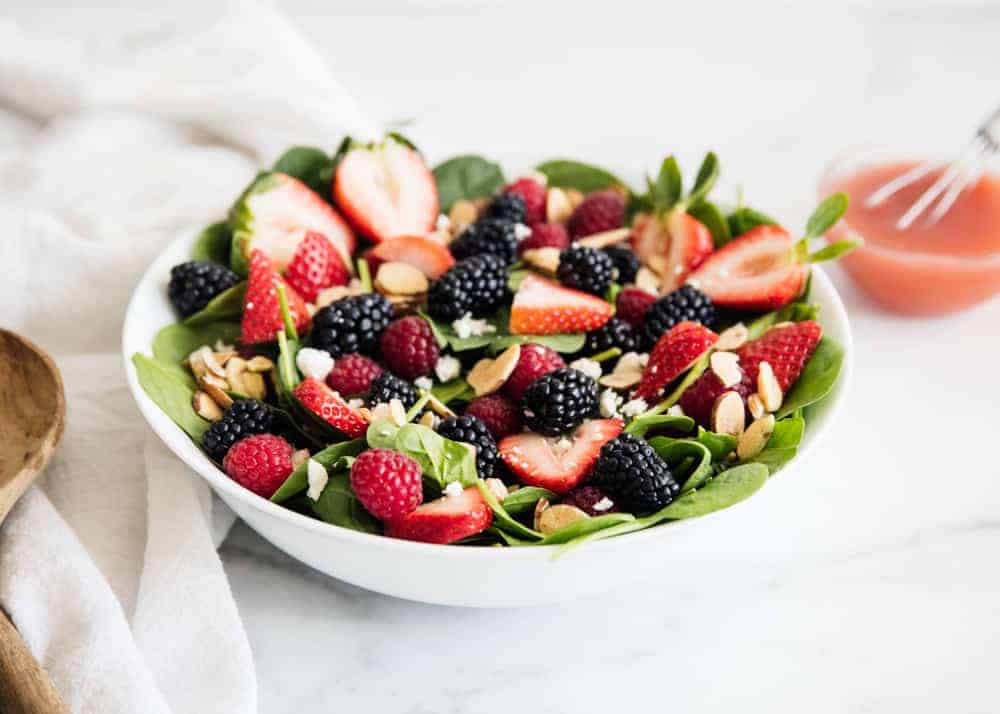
top-left (369, 402), bottom-right (392, 421)
top-left (616, 352), bottom-right (645, 373)
top-left (414, 376), bottom-right (433, 391)
top-left (592, 497), bottom-right (614, 512)
top-left (514, 223), bottom-right (532, 241)
top-left (554, 437), bottom-right (573, 455)
top-left (306, 459), bottom-right (329, 501)
top-left (569, 358), bottom-right (602, 381)
top-left (599, 388), bottom-right (623, 418)
top-left (434, 355), bottom-right (461, 382)
top-left (667, 404), bottom-right (686, 417)
top-left (621, 398), bottom-right (648, 418)
top-left (452, 313), bottom-right (496, 340)
top-left (348, 398), bottom-right (365, 410)
top-left (295, 347), bottom-right (334, 381)
top-left (443, 481), bottom-right (464, 498)
top-left (436, 213), bottom-right (451, 232)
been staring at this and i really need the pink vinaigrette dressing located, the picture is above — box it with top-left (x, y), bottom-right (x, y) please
top-left (823, 160), bottom-right (1000, 315)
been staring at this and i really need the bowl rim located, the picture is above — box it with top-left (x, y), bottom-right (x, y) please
top-left (123, 229), bottom-right (853, 558)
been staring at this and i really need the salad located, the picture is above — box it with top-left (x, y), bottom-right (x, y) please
top-left (131, 135), bottom-right (856, 549)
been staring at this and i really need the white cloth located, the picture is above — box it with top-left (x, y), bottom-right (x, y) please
top-left (0, 2), bottom-right (376, 711)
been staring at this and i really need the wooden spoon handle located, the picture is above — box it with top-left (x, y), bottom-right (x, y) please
top-left (0, 610), bottom-right (66, 713)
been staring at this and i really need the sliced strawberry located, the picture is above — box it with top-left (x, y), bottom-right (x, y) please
top-left (498, 419), bottom-right (624, 494)
top-left (737, 320), bottom-right (823, 391)
top-left (333, 138), bottom-right (438, 243)
top-left (230, 172), bottom-right (355, 275)
top-left (385, 486), bottom-right (493, 544)
top-left (687, 225), bottom-right (806, 311)
top-left (293, 378), bottom-right (368, 439)
top-left (509, 273), bottom-right (613, 335)
top-left (367, 235), bottom-right (455, 279)
top-left (283, 230), bottom-right (349, 303)
top-left (631, 209), bottom-right (713, 292)
top-left (241, 250), bottom-right (311, 345)
top-left (633, 321), bottom-right (719, 401)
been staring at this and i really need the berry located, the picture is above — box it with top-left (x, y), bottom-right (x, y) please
top-left (484, 193), bottom-right (527, 224)
top-left (503, 343), bottom-right (566, 403)
top-left (202, 399), bottom-right (274, 462)
top-left (737, 320), bottom-right (823, 390)
top-left (521, 368), bottom-right (599, 436)
top-left (517, 222), bottom-right (570, 256)
top-left (427, 254), bottom-right (509, 322)
top-left (634, 321), bottom-right (719, 401)
top-left (509, 273), bottom-right (613, 336)
top-left (326, 354), bottom-right (383, 397)
top-left (311, 293), bottom-right (394, 357)
top-left (293, 378), bottom-right (368, 438)
top-left (367, 235), bottom-right (454, 280)
top-left (350, 449), bottom-right (423, 522)
top-left (678, 366), bottom-right (754, 428)
top-left (379, 316), bottom-right (440, 380)
top-left (385, 486), bottom-right (493, 544)
top-left (498, 419), bottom-right (623, 494)
top-left (632, 210), bottom-right (713, 292)
top-left (464, 394), bottom-right (522, 440)
top-left (603, 246), bottom-right (640, 284)
top-left (579, 317), bottom-right (638, 357)
top-left (615, 288), bottom-right (657, 329)
top-left (504, 177), bottom-right (547, 224)
top-left (168, 260), bottom-right (240, 318)
top-left (222, 434), bottom-right (294, 499)
top-left (241, 250), bottom-right (311, 345)
top-left (566, 190), bottom-right (625, 239)
top-left (560, 485), bottom-right (619, 516)
top-left (557, 245), bottom-right (615, 295)
top-left (437, 415), bottom-right (500, 478)
top-left (641, 285), bottom-right (717, 350)
top-left (368, 372), bottom-right (419, 410)
top-left (283, 230), bottom-right (349, 302)
top-left (593, 433), bottom-right (679, 514)
top-left (449, 218), bottom-right (519, 265)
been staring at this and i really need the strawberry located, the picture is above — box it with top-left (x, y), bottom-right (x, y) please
top-left (504, 177), bottom-right (547, 224)
top-left (333, 137), bottom-right (438, 243)
top-left (509, 273), bottom-right (613, 335)
top-left (737, 320), bottom-right (823, 390)
top-left (241, 250), bottom-right (310, 344)
top-left (385, 486), bottom-right (493, 544)
top-left (283, 230), bottom-right (349, 303)
top-left (633, 321), bottom-right (719, 401)
top-left (292, 378), bottom-right (368, 439)
top-left (632, 210), bottom-right (713, 292)
top-left (498, 419), bottom-right (624, 494)
top-left (367, 235), bottom-right (455, 279)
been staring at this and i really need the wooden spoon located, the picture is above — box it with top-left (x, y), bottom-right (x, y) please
top-left (0, 329), bottom-right (67, 713)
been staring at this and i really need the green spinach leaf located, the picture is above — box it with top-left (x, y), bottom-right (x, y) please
top-left (688, 200), bottom-right (731, 247)
top-left (151, 321), bottom-right (241, 387)
top-left (273, 146), bottom-right (335, 197)
top-left (537, 512), bottom-right (636, 546)
top-left (501, 486), bottom-right (556, 515)
top-left (432, 378), bottom-right (475, 404)
top-left (131, 353), bottom-right (209, 440)
top-left (535, 159), bottom-right (624, 193)
top-left (650, 439), bottom-right (713, 493)
top-left (183, 282), bottom-right (246, 326)
top-left (655, 462), bottom-right (768, 519)
top-left (624, 414), bottom-right (694, 438)
top-left (727, 206), bottom-right (777, 237)
top-left (311, 472), bottom-right (381, 533)
top-left (476, 481), bottom-right (542, 541)
top-left (432, 155), bottom-right (505, 212)
top-left (191, 221), bottom-right (232, 264)
top-left (777, 337), bottom-right (844, 418)
top-left (271, 439), bottom-right (365, 502)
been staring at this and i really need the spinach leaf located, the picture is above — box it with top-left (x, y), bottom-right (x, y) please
top-left (727, 206), bottom-right (777, 237)
top-left (501, 486), bottom-right (556, 516)
top-left (535, 159), bottom-right (624, 193)
top-left (687, 152), bottom-right (720, 208)
top-left (131, 353), bottom-right (209, 440)
top-left (807, 240), bottom-right (861, 263)
top-left (694, 427), bottom-right (738, 461)
top-left (649, 155), bottom-right (682, 210)
top-left (804, 193), bottom-right (849, 240)
top-left (777, 337), bottom-right (844, 418)
top-left (655, 462), bottom-right (768, 519)
top-left (484, 526), bottom-right (533, 546)
top-left (688, 200), bottom-right (731, 248)
top-left (432, 155), bottom-right (505, 212)
top-left (418, 309), bottom-right (496, 351)
top-left (766, 414), bottom-right (805, 450)
top-left (624, 414), bottom-right (694, 438)
top-left (476, 481), bottom-right (542, 541)
top-left (191, 221), bottom-right (232, 264)
top-left (151, 321), bottom-right (241, 387)
top-left (183, 282), bottom-right (246, 326)
top-left (488, 332), bottom-right (585, 354)
top-left (508, 269), bottom-right (530, 293)
top-left (275, 329), bottom-right (301, 397)
top-left (537, 512), bottom-right (636, 546)
top-left (270, 439), bottom-right (365, 502)
top-left (366, 418), bottom-right (398, 449)
top-left (310, 472), bottom-right (381, 534)
top-left (432, 378), bottom-right (475, 404)
top-left (273, 146), bottom-right (335, 197)
top-left (368, 420), bottom-right (479, 488)
top-left (650, 439), bottom-right (713, 493)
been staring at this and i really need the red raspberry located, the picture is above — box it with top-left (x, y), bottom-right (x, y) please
top-left (517, 222), bottom-right (570, 256)
top-left (504, 177), bottom-right (547, 224)
top-left (379, 316), bottom-right (440, 380)
top-left (560, 485), bottom-right (619, 516)
top-left (566, 190), bottom-right (626, 239)
top-left (350, 449), bottom-right (423, 522)
top-left (464, 394), bottom-right (522, 439)
top-left (327, 353), bottom-right (383, 397)
top-left (678, 367), bottom-right (754, 428)
top-left (503, 343), bottom-right (566, 403)
top-left (222, 434), bottom-right (294, 499)
top-left (615, 288), bottom-right (657, 329)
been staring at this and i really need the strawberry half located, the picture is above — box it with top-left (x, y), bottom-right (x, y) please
top-left (737, 320), bottom-right (823, 391)
top-left (633, 321), bottom-right (719, 401)
top-left (333, 137), bottom-right (439, 243)
top-left (367, 235), bottom-right (455, 280)
top-left (498, 418), bottom-right (624, 494)
top-left (293, 378), bottom-right (368, 439)
top-left (283, 230), bottom-right (349, 303)
top-left (385, 486), bottom-right (493, 544)
top-left (509, 273), bottom-right (613, 335)
top-left (632, 209), bottom-right (713, 292)
top-left (241, 250), bottom-right (310, 345)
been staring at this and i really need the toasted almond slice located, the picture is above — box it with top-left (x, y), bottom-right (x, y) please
top-left (634, 267), bottom-right (661, 294)
top-left (449, 199), bottom-right (479, 230)
top-left (375, 261), bottom-right (429, 296)
top-left (757, 361), bottom-right (783, 412)
top-left (710, 351), bottom-right (742, 388)
top-left (546, 187), bottom-right (573, 223)
top-left (292, 448), bottom-right (311, 468)
top-left (538, 504), bottom-right (590, 535)
top-left (599, 370), bottom-right (641, 390)
top-left (647, 254), bottom-right (670, 279)
top-left (357, 407), bottom-right (374, 423)
top-left (565, 188), bottom-right (585, 210)
top-left (716, 323), bottom-right (749, 351)
top-left (389, 399), bottom-right (408, 427)
top-left (186, 346), bottom-right (210, 379)
top-left (747, 393), bottom-right (766, 420)
top-left (467, 344), bottom-right (521, 396)
top-left (576, 227), bottom-right (632, 250)
top-left (711, 391), bottom-right (745, 436)
top-left (225, 356), bottom-right (248, 395)
top-left (241, 371), bottom-right (267, 400)
top-left (192, 391), bottom-right (224, 421)
top-left (419, 411), bottom-right (437, 428)
top-left (199, 348), bottom-right (227, 379)
top-left (199, 376), bottom-right (233, 409)
top-left (485, 478), bottom-right (509, 503)
top-left (533, 497), bottom-right (550, 531)
top-left (245, 356), bottom-right (275, 373)
top-left (426, 394), bottom-right (457, 419)
top-left (737, 414), bottom-right (776, 460)
top-left (385, 293), bottom-right (425, 315)
top-left (522, 247), bottom-right (561, 274)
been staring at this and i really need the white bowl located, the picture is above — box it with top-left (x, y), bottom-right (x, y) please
top-left (123, 230), bottom-right (852, 607)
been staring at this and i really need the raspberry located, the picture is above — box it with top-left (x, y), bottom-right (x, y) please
top-left (379, 316), bottom-right (440, 380)
top-left (557, 246), bottom-right (615, 295)
top-left (350, 449), bottom-right (423, 522)
top-left (560, 485), bottom-right (619, 516)
top-left (566, 190), bottom-right (625, 239)
top-left (222, 434), bottom-right (294, 499)
top-left (615, 288), bottom-right (657, 329)
top-left (517, 222), bottom-right (569, 256)
top-left (678, 366), bottom-right (754, 429)
top-left (484, 193), bottom-right (527, 224)
top-left (593, 433), bottom-right (679, 514)
top-left (326, 353), bottom-right (383, 397)
top-left (521, 368), bottom-right (599, 436)
top-left (168, 260), bottom-right (240, 318)
top-left (503, 343), bottom-right (566, 403)
top-left (464, 394), bottom-right (521, 440)
top-left (504, 177), bottom-right (547, 224)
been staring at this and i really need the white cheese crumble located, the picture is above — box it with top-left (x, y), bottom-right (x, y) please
top-left (306, 459), bottom-right (329, 501)
top-left (616, 352), bottom-right (645, 373)
top-left (436, 213), bottom-right (451, 232)
top-left (569, 358), bottom-right (602, 381)
top-left (414, 376), bottom-right (433, 391)
top-left (348, 398), bottom-right (365, 410)
top-left (599, 388), bottom-right (623, 418)
top-left (434, 355), bottom-right (461, 382)
top-left (443, 481), bottom-right (464, 498)
top-left (554, 437), bottom-right (573, 455)
top-left (592, 497), bottom-right (614, 512)
top-left (667, 405), bottom-right (686, 417)
top-left (621, 398), bottom-right (648, 418)
top-left (295, 347), bottom-right (334, 381)
top-left (513, 223), bottom-right (532, 241)
top-left (452, 313), bottom-right (496, 340)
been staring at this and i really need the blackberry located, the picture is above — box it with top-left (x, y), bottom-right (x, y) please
top-left (449, 218), bottom-right (519, 265)
top-left (437, 414), bottom-right (500, 478)
top-left (603, 246), bottom-right (640, 285)
top-left (641, 285), bottom-right (717, 350)
top-left (520, 368), bottom-right (598, 436)
top-left (311, 294), bottom-right (394, 358)
top-left (427, 254), bottom-right (509, 322)
top-left (202, 399), bottom-right (274, 462)
top-left (579, 317), bottom-right (637, 357)
top-left (368, 372), bottom-right (418, 410)
top-left (484, 193), bottom-right (527, 224)
top-left (592, 433), bottom-right (680, 514)
top-left (556, 246), bottom-right (614, 295)
top-left (167, 260), bottom-right (240, 318)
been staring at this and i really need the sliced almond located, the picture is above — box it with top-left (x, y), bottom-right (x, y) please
top-left (711, 391), bottom-right (745, 436)
top-left (565, 188), bottom-right (585, 210)
top-left (426, 394), bottom-right (457, 419)
top-left (449, 199), bottom-right (479, 230)
top-left (186, 346), bottom-right (210, 379)
top-left (389, 399), bottom-right (408, 427)
top-left (292, 448), bottom-right (311, 469)
top-left (192, 391), bottom-right (224, 421)
top-left (599, 370), bottom-right (641, 390)
top-left (737, 414), bottom-right (776, 460)
top-left (537, 504), bottom-right (590, 535)
top-left (241, 371), bottom-right (267, 400)
top-left (576, 227), bottom-right (631, 250)
top-left (533, 497), bottom-right (550, 532)
top-left (710, 351), bottom-right (742, 388)
top-left (466, 344), bottom-right (521, 396)
top-left (647, 254), bottom-right (670, 279)
top-left (757, 361), bottom-right (783, 412)
top-left (747, 393), bottom-right (766, 420)
top-left (385, 293), bottom-right (424, 315)
top-left (245, 356), bottom-right (275, 373)
top-left (225, 356), bottom-right (248, 396)
top-left (484, 478), bottom-right (509, 503)
top-left (634, 267), bottom-right (661, 295)
top-left (522, 247), bottom-right (561, 274)
top-left (715, 323), bottom-right (749, 351)
top-left (419, 411), bottom-right (437, 428)
top-left (546, 187), bottom-right (573, 223)
top-left (198, 347), bottom-right (227, 379)
top-left (375, 261), bottom-right (429, 297)
top-left (199, 375), bottom-right (233, 409)
top-left (357, 407), bottom-right (374, 423)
